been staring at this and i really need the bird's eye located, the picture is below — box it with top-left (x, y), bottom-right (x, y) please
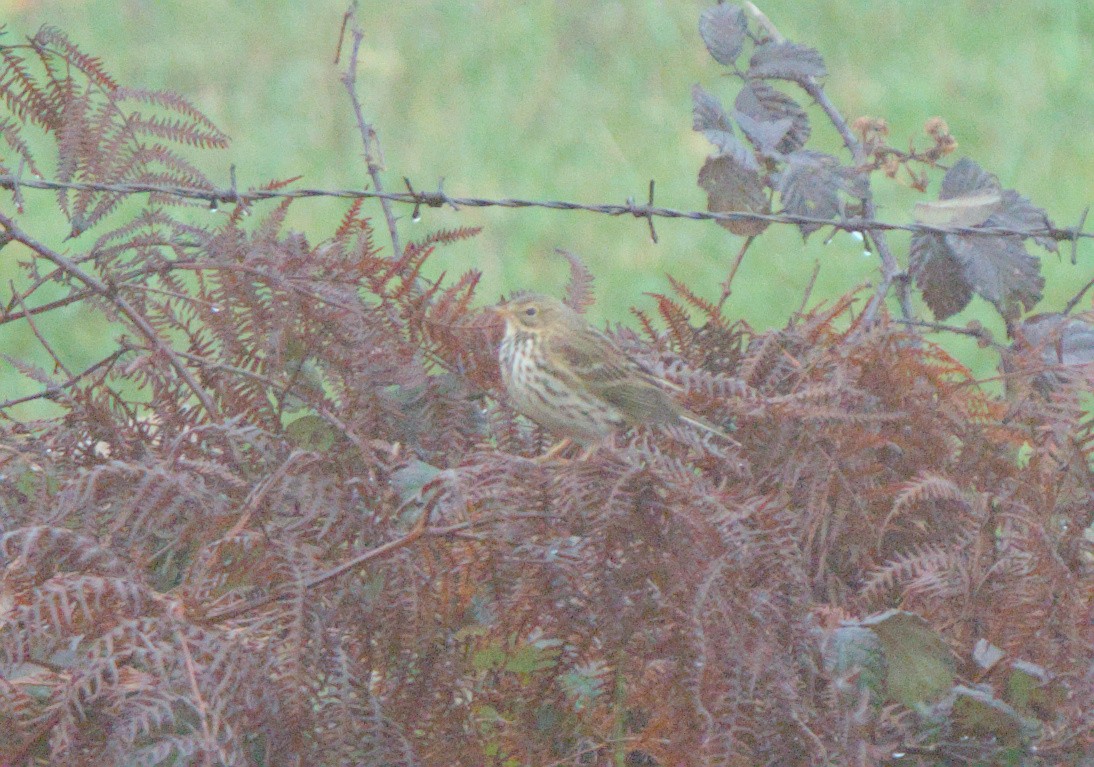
top-left (524, 307), bottom-right (537, 317)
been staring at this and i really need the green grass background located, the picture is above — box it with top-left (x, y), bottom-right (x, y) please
top-left (2, 0), bottom-right (1092, 416)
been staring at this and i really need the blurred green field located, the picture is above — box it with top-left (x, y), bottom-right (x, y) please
top-left (2, 0), bottom-right (1092, 415)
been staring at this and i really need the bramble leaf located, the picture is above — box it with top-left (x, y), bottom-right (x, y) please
top-left (698, 151), bottom-right (770, 236)
top-left (994, 190), bottom-right (1058, 252)
top-left (951, 685), bottom-right (1037, 746)
top-left (777, 150), bottom-right (866, 238)
top-left (947, 234), bottom-right (1043, 321)
top-left (1015, 313), bottom-right (1094, 368)
top-left (748, 41), bottom-right (827, 81)
top-left (691, 84), bottom-right (736, 153)
top-left (860, 609), bottom-right (954, 707)
top-left (911, 159), bottom-right (1048, 321)
top-left (734, 79), bottom-right (810, 155)
top-left (699, 3), bottom-right (747, 65)
top-left (914, 192), bottom-right (1002, 228)
top-left (908, 239), bottom-right (964, 313)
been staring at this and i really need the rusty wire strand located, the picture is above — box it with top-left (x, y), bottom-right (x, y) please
top-left (0, 173), bottom-right (1088, 243)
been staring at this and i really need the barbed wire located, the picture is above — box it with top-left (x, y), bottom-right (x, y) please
top-left (0, 172), bottom-right (1089, 247)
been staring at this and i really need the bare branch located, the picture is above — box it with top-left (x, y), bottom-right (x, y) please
top-left (338, 2), bottom-right (402, 260)
top-left (0, 211), bottom-right (222, 421)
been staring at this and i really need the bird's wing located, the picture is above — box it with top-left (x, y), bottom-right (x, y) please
top-left (550, 329), bottom-right (677, 424)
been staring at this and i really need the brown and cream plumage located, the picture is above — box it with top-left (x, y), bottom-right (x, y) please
top-left (495, 293), bottom-right (733, 448)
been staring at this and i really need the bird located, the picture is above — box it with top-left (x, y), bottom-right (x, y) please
top-left (494, 293), bottom-right (735, 457)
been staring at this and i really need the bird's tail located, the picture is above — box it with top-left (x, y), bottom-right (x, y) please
top-left (680, 412), bottom-right (741, 447)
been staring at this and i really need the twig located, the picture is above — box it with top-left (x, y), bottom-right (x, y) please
top-left (0, 256), bottom-right (361, 330)
top-left (716, 235), bottom-right (755, 312)
top-left (893, 317), bottom-right (1002, 349)
top-left (744, 1), bottom-right (912, 326)
top-left (203, 509), bottom-right (434, 623)
top-left (338, 2), bottom-right (402, 260)
top-left (0, 348), bottom-right (126, 411)
top-left (11, 286), bottom-right (73, 380)
top-left (0, 212), bottom-right (222, 421)
top-left (1, 285), bottom-right (97, 327)
top-left (175, 628), bottom-right (232, 766)
top-left (225, 450), bottom-right (320, 538)
top-left (1064, 271), bottom-right (1094, 316)
top-left (1068, 205), bottom-right (1089, 265)
top-left (796, 260), bottom-right (821, 316)
top-left (164, 346), bottom-right (377, 461)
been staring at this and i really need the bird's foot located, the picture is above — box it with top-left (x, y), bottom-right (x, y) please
top-left (534, 438), bottom-right (574, 463)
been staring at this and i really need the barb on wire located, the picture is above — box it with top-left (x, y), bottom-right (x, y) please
top-left (0, 173), bottom-right (1089, 244)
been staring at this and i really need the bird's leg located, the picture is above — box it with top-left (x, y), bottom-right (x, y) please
top-left (576, 444), bottom-right (598, 460)
top-left (573, 434), bottom-right (614, 461)
top-left (534, 438), bottom-right (574, 463)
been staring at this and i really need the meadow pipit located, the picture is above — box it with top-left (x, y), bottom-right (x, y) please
top-left (495, 293), bottom-right (734, 451)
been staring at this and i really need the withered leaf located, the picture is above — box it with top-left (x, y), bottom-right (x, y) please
top-left (914, 192), bottom-right (1003, 228)
top-left (1006, 313), bottom-right (1094, 393)
top-left (948, 234), bottom-right (1043, 321)
top-left (1015, 313), bottom-right (1094, 369)
top-left (698, 3), bottom-right (747, 66)
top-left (691, 84), bottom-right (735, 154)
top-left (734, 79), bottom-right (810, 155)
top-left (777, 150), bottom-right (866, 239)
top-left (748, 41), bottom-right (827, 82)
top-left (939, 156), bottom-right (998, 199)
top-left (912, 159), bottom-right (1049, 321)
top-left (698, 152), bottom-right (770, 237)
top-left (910, 232), bottom-right (973, 320)
top-left (972, 638), bottom-right (1006, 672)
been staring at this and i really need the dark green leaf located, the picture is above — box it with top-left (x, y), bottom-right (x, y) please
top-left (860, 609), bottom-right (954, 707)
top-left (1005, 660), bottom-right (1063, 718)
top-left (284, 414), bottom-right (338, 451)
top-left (951, 685), bottom-right (1038, 746)
top-left (823, 625), bottom-right (887, 704)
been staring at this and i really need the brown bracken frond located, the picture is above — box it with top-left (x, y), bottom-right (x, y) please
top-left (1, 16), bottom-right (1091, 767)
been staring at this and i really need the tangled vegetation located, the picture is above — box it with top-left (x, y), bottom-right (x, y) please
top-left (0, 5), bottom-right (1090, 766)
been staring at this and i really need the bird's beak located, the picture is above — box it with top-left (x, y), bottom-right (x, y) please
top-left (492, 303), bottom-right (514, 322)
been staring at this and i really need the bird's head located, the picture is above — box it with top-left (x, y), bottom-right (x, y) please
top-left (494, 293), bottom-right (579, 335)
